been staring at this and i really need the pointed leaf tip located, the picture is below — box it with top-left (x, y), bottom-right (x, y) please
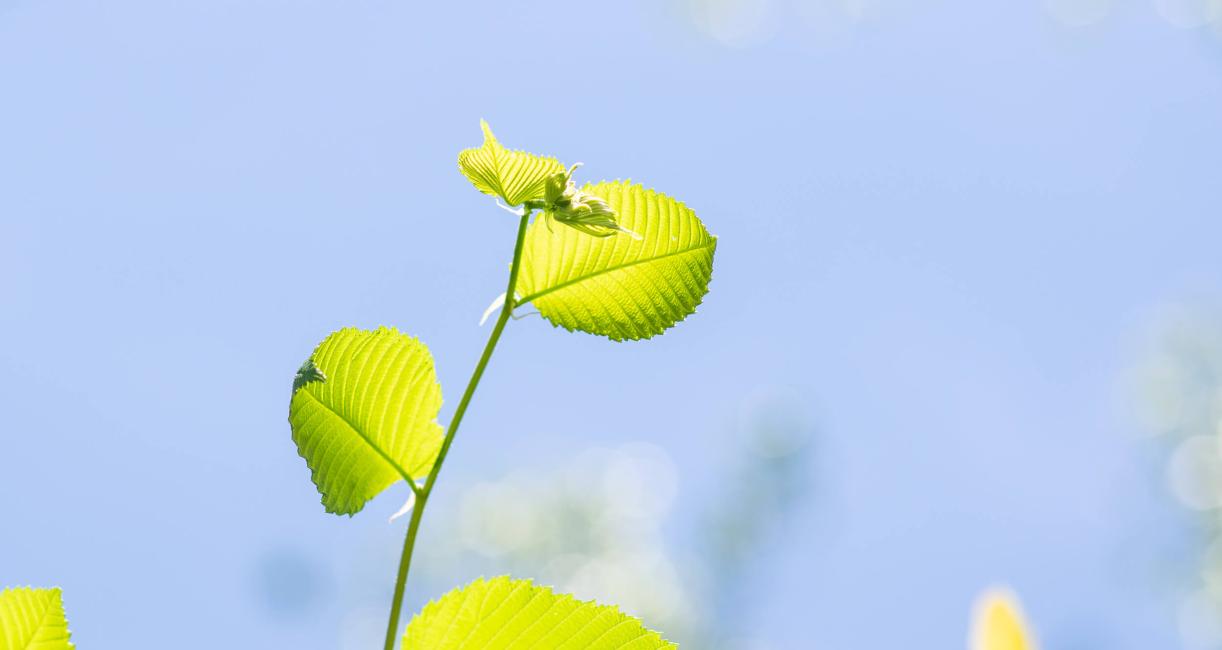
top-left (458, 121), bottom-right (564, 206)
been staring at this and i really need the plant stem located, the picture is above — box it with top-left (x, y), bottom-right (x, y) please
top-left (382, 211), bottom-right (531, 650)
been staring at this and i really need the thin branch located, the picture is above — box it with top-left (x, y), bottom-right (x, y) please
top-left (382, 210), bottom-right (532, 650)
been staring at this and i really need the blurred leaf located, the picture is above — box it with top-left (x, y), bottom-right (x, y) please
top-left (288, 327), bottom-right (443, 516)
top-left (971, 588), bottom-right (1036, 650)
top-left (458, 120), bottom-right (565, 206)
top-left (517, 181), bottom-right (717, 341)
top-left (403, 576), bottom-right (676, 649)
top-left (0, 586), bottom-right (74, 649)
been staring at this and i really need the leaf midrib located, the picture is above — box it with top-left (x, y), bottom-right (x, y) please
top-left (298, 387), bottom-right (418, 485)
top-left (11, 591), bottom-right (58, 650)
top-left (486, 142), bottom-right (557, 205)
top-left (517, 237), bottom-right (716, 305)
top-left (29, 594), bottom-right (57, 650)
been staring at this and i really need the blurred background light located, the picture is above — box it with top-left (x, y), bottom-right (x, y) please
top-left (251, 546), bottom-right (327, 620)
top-left (685, 0), bottom-right (778, 47)
top-left (1136, 306), bottom-right (1222, 649)
top-left (1180, 589), bottom-right (1222, 649)
top-left (1044, 0), bottom-right (1116, 26)
top-left (1152, 0), bottom-right (1222, 28)
top-left (1167, 435), bottom-right (1222, 511)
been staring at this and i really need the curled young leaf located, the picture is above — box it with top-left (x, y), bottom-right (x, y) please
top-left (0, 587), bottom-right (74, 649)
top-left (288, 327), bottom-right (444, 516)
top-left (292, 358), bottom-right (326, 392)
top-left (538, 164), bottom-right (638, 238)
top-left (403, 577), bottom-right (676, 649)
top-left (516, 180), bottom-right (717, 341)
top-left (458, 120), bottom-right (565, 206)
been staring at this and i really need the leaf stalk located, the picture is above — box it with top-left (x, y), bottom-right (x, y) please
top-left (382, 211), bottom-right (531, 650)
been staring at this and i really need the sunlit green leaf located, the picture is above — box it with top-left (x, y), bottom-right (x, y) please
top-left (288, 327), bottom-right (443, 516)
top-left (516, 180), bottom-right (717, 341)
top-left (403, 577), bottom-right (676, 649)
top-left (458, 120), bottom-right (565, 206)
top-left (0, 587), bottom-right (74, 649)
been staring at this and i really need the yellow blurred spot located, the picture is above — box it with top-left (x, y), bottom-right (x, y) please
top-left (970, 588), bottom-right (1037, 650)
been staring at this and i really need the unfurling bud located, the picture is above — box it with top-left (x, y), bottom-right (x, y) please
top-left (292, 358), bottom-right (326, 393)
top-left (535, 164), bottom-right (641, 239)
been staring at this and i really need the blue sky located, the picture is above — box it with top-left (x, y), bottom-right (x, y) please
top-left (2, 0), bottom-right (1221, 647)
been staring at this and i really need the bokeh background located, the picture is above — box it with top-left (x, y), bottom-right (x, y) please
top-left (3, 0), bottom-right (1222, 647)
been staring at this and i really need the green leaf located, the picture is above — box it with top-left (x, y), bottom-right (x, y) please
top-left (458, 120), bottom-right (565, 206)
top-left (0, 587), bottom-right (74, 649)
top-left (403, 577), bottom-right (676, 649)
top-left (288, 327), bottom-right (443, 516)
top-left (516, 181), bottom-right (717, 341)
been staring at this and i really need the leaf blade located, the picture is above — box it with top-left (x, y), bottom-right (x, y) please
top-left (517, 181), bottom-right (716, 341)
top-left (0, 587), bottom-right (74, 649)
top-left (403, 577), bottom-right (676, 650)
top-left (458, 120), bottom-right (565, 206)
top-left (288, 327), bottom-right (443, 516)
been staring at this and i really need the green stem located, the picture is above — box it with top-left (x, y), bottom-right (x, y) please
top-left (382, 211), bottom-right (531, 650)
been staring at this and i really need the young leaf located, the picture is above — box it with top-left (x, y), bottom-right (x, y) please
top-left (516, 181), bottom-right (717, 341)
top-left (0, 587), bottom-right (74, 649)
top-left (403, 577), bottom-right (676, 649)
top-left (288, 327), bottom-right (444, 516)
top-left (458, 120), bottom-right (565, 206)
top-left (970, 587), bottom-right (1036, 650)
